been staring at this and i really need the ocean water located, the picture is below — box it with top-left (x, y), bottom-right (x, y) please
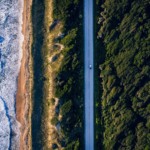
top-left (0, 0), bottom-right (24, 149)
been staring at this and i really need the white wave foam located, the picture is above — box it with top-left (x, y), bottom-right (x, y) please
top-left (0, 98), bottom-right (10, 150)
top-left (0, 0), bottom-right (24, 149)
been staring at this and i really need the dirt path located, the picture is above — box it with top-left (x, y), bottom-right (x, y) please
top-left (54, 43), bottom-right (64, 51)
top-left (16, 0), bottom-right (32, 149)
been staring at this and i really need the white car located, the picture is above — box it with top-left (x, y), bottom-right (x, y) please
top-left (89, 65), bottom-right (92, 69)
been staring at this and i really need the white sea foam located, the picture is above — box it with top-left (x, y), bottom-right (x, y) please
top-left (0, 0), bottom-right (24, 149)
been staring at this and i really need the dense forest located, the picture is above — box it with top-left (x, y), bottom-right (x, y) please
top-left (53, 0), bottom-right (84, 149)
top-left (97, 0), bottom-right (150, 149)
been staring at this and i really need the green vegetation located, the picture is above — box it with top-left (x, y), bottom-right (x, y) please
top-left (51, 98), bottom-right (56, 105)
top-left (31, 0), bottom-right (83, 149)
top-left (31, 0), bottom-right (45, 149)
top-left (94, 0), bottom-right (105, 149)
top-left (97, 0), bottom-right (150, 149)
top-left (51, 116), bottom-right (59, 126)
top-left (53, 0), bottom-right (84, 149)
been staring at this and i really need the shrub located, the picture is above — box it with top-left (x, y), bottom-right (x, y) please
top-left (51, 116), bottom-right (59, 126)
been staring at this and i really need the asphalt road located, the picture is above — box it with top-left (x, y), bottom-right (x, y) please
top-left (84, 0), bottom-right (94, 149)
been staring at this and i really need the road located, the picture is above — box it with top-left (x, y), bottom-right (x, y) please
top-left (84, 0), bottom-right (94, 149)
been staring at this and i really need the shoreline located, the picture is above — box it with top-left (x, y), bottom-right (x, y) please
top-left (16, 0), bottom-right (32, 149)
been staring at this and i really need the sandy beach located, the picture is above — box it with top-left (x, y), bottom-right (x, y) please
top-left (16, 0), bottom-right (32, 149)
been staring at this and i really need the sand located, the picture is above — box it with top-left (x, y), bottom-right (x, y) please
top-left (42, 1), bottom-right (65, 148)
top-left (16, 0), bottom-right (33, 149)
